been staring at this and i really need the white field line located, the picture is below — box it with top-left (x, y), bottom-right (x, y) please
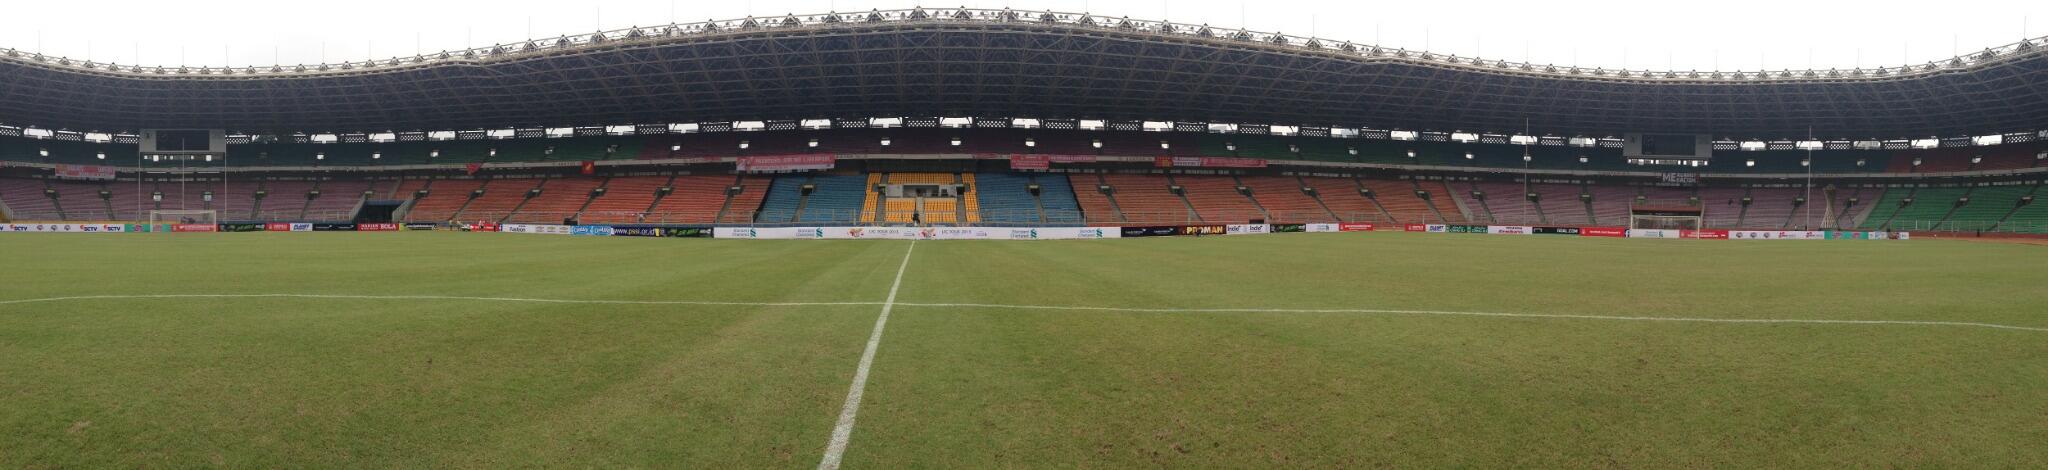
top-left (889, 303), bottom-right (2048, 333)
top-left (1, 292), bottom-right (2042, 333)
top-left (817, 240), bottom-right (917, 470)
top-left (0, 293), bottom-right (882, 307)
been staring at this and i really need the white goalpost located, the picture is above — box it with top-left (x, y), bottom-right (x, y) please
top-left (148, 210), bottom-right (219, 228)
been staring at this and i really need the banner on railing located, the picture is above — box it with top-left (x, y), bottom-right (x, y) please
top-left (356, 223), bottom-right (399, 232)
top-left (570, 226), bottom-right (616, 236)
top-left (1306, 223), bottom-right (1339, 232)
top-left (403, 223), bottom-right (439, 231)
top-left (53, 164), bottom-right (117, 180)
top-left (1153, 156), bottom-right (1267, 168)
top-left (1009, 155), bottom-right (1050, 170)
top-left (1338, 223), bottom-right (1376, 232)
top-left (1487, 225), bottom-right (1533, 235)
top-left (735, 154), bottom-right (835, 172)
top-left (1121, 226), bottom-right (1180, 237)
top-left (1532, 227), bottom-right (1582, 235)
top-left (1, 223), bottom-right (126, 233)
top-left (218, 223), bottom-right (264, 232)
top-left (172, 224), bottom-right (217, 233)
top-left (1179, 225), bottom-right (1228, 236)
top-left (312, 223), bottom-right (357, 231)
top-left (1426, 224), bottom-right (1449, 233)
top-left (1681, 229), bottom-right (1730, 239)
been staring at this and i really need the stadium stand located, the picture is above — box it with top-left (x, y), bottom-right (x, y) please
top-left (504, 177), bottom-right (604, 223)
top-left (404, 179), bottom-right (486, 223)
top-left (645, 175), bottom-right (744, 224)
top-left (974, 173), bottom-right (1040, 225)
top-left (1173, 175), bottom-right (1266, 224)
top-left (1301, 177), bottom-right (1386, 222)
top-left (1239, 176), bottom-right (1333, 223)
top-left (1067, 174), bottom-right (1125, 225)
top-left (579, 175), bottom-right (670, 223)
top-left (1099, 174), bottom-right (1195, 225)
top-left (1032, 174), bottom-right (1085, 226)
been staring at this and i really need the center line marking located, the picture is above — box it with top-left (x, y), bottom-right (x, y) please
top-left (817, 240), bottom-right (917, 470)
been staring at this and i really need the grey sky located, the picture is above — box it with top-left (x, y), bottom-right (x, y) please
top-left (1, 0), bottom-right (2040, 72)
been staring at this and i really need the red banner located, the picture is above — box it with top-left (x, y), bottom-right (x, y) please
top-left (735, 154), bottom-right (836, 172)
top-left (464, 163), bottom-right (483, 175)
top-left (1339, 223), bottom-right (1376, 232)
top-left (263, 223), bottom-right (292, 232)
top-left (171, 224), bottom-right (217, 232)
top-left (1580, 227), bottom-right (1628, 238)
top-left (1404, 224), bottom-right (1429, 232)
top-left (579, 160), bottom-right (596, 175)
top-left (1009, 155), bottom-right (1050, 170)
top-left (1682, 229), bottom-right (1730, 239)
top-left (356, 223), bottom-right (399, 232)
top-left (53, 164), bottom-right (118, 180)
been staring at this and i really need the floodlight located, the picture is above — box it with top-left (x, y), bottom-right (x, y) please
top-left (1091, 139), bottom-right (1102, 149)
top-left (1522, 155), bottom-right (1532, 162)
top-left (1912, 157), bottom-right (1922, 166)
top-left (543, 146), bottom-right (555, 155)
top-left (950, 137), bottom-right (962, 146)
top-left (1800, 159), bottom-right (1810, 167)
top-left (316, 152), bottom-right (326, 160)
top-left (1578, 156), bottom-right (1589, 163)
top-left (1288, 145), bottom-right (1300, 153)
top-left (808, 138), bottom-right (819, 148)
top-left (1159, 140), bottom-right (1171, 150)
top-left (488, 148), bottom-right (498, 157)
top-left (1856, 159), bottom-right (1866, 167)
top-left (204, 155), bottom-right (213, 162)
top-left (1970, 156), bottom-right (1982, 164)
top-left (430, 149), bottom-right (440, 158)
top-left (1406, 150), bottom-right (1416, 158)
top-left (96, 152), bottom-right (105, 159)
top-left (880, 137), bottom-right (892, 146)
top-left (1225, 142), bottom-right (1237, 151)
top-left (38, 148), bottom-right (49, 157)
top-left (1024, 138), bottom-right (1036, 147)
top-left (1347, 147), bottom-right (1358, 155)
top-left (1745, 159), bottom-right (1755, 167)
top-left (739, 140), bottom-right (751, 149)
top-left (671, 144), bottom-right (682, 151)
top-left (1464, 152), bottom-right (1473, 160)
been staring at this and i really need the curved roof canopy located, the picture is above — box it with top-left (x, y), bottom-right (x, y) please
top-left (0, 8), bottom-right (2043, 139)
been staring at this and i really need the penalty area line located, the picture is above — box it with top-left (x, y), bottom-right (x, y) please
top-left (817, 240), bottom-right (917, 470)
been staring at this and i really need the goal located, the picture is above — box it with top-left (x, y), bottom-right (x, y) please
top-left (1628, 204), bottom-right (1704, 230)
top-left (148, 210), bottom-right (219, 232)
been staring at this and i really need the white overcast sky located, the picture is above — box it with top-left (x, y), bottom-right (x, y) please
top-left (1, 0), bottom-right (2040, 72)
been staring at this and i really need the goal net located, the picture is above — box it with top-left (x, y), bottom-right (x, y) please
top-left (148, 210), bottom-right (219, 231)
top-left (1628, 204), bottom-right (1704, 230)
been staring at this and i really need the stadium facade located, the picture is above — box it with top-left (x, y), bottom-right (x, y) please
top-left (1, 7), bottom-right (2045, 234)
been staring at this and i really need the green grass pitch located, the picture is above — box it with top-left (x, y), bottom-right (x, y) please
top-left (2, 232), bottom-right (2045, 467)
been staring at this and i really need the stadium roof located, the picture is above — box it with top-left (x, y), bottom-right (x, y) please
top-left (0, 7), bottom-right (2043, 139)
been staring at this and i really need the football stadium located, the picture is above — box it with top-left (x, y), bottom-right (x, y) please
top-left (2, 3), bottom-right (2047, 467)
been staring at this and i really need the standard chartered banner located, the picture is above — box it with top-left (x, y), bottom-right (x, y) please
top-left (1487, 225), bottom-right (1533, 235)
top-left (0, 223), bottom-right (127, 233)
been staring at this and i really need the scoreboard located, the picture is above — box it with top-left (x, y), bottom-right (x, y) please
top-left (140, 129), bottom-right (226, 155)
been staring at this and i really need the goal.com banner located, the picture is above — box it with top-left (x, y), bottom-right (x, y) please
top-left (0, 223), bottom-right (127, 233)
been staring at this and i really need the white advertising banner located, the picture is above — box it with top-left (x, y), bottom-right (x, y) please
top-left (1627, 229), bottom-right (1681, 239)
top-left (0, 223), bottom-right (127, 233)
top-left (1225, 224), bottom-right (1272, 235)
top-left (502, 224), bottom-right (575, 235)
top-left (1730, 230), bottom-right (1827, 240)
top-left (1305, 223), bottom-right (1340, 233)
top-left (1487, 225), bottom-right (1534, 235)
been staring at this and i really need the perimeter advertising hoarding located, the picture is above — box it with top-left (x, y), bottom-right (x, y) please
top-left (1532, 227), bottom-right (1581, 235)
top-left (1226, 224), bottom-right (1271, 235)
top-left (1487, 225), bottom-right (1533, 235)
top-left (356, 223), bottom-right (399, 232)
top-left (1307, 223), bottom-right (1339, 232)
top-left (0, 223), bottom-right (126, 233)
top-left (1627, 229), bottom-right (1680, 239)
top-left (1579, 227), bottom-right (1628, 237)
top-left (1731, 230), bottom-right (1825, 240)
